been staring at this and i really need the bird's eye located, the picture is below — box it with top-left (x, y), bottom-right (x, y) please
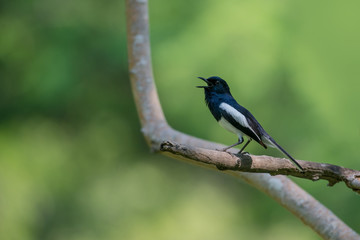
top-left (215, 81), bottom-right (219, 85)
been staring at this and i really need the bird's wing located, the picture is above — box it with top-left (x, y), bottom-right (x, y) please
top-left (219, 102), bottom-right (266, 148)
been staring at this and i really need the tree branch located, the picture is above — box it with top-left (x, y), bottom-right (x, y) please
top-left (160, 141), bottom-right (360, 193)
top-left (125, 0), bottom-right (360, 239)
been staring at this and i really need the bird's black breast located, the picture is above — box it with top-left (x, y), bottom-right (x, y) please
top-left (204, 91), bottom-right (222, 121)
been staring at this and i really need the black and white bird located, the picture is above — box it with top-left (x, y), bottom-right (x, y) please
top-left (197, 76), bottom-right (303, 171)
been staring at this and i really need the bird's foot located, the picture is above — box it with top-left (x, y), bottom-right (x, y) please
top-left (219, 148), bottom-right (235, 157)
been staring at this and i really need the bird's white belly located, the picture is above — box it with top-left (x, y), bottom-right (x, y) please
top-left (218, 117), bottom-right (245, 138)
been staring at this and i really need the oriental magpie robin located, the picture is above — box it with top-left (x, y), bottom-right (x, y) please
top-left (197, 76), bottom-right (303, 171)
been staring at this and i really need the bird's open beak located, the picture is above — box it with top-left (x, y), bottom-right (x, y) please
top-left (196, 77), bottom-right (209, 88)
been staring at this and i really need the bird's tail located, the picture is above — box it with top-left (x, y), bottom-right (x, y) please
top-left (261, 135), bottom-right (304, 172)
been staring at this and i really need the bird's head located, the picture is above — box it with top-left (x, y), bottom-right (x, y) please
top-left (196, 76), bottom-right (230, 94)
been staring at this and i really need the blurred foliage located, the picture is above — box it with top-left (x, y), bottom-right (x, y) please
top-left (0, 0), bottom-right (359, 239)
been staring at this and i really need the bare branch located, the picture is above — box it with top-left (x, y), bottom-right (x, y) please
top-left (125, 0), bottom-right (360, 239)
top-left (160, 141), bottom-right (360, 193)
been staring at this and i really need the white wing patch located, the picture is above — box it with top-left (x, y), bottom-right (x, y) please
top-left (219, 103), bottom-right (261, 140)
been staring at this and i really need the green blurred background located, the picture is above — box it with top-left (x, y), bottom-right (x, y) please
top-left (1, 0), bottom-right (359, 239)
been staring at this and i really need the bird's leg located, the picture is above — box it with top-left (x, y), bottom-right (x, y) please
top-left (238, 139), bottom-right (252, 154)
top-left (222, 137), bottom-right (244, 152)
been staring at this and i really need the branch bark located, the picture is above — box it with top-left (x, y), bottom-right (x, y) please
top-left (160, 141), bottom-right (360, 192)
top-left (125, 0), bottom-right (360, 239)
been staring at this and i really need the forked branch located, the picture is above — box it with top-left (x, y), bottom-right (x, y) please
top-left (125, 0), bottom-right (360, 239)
